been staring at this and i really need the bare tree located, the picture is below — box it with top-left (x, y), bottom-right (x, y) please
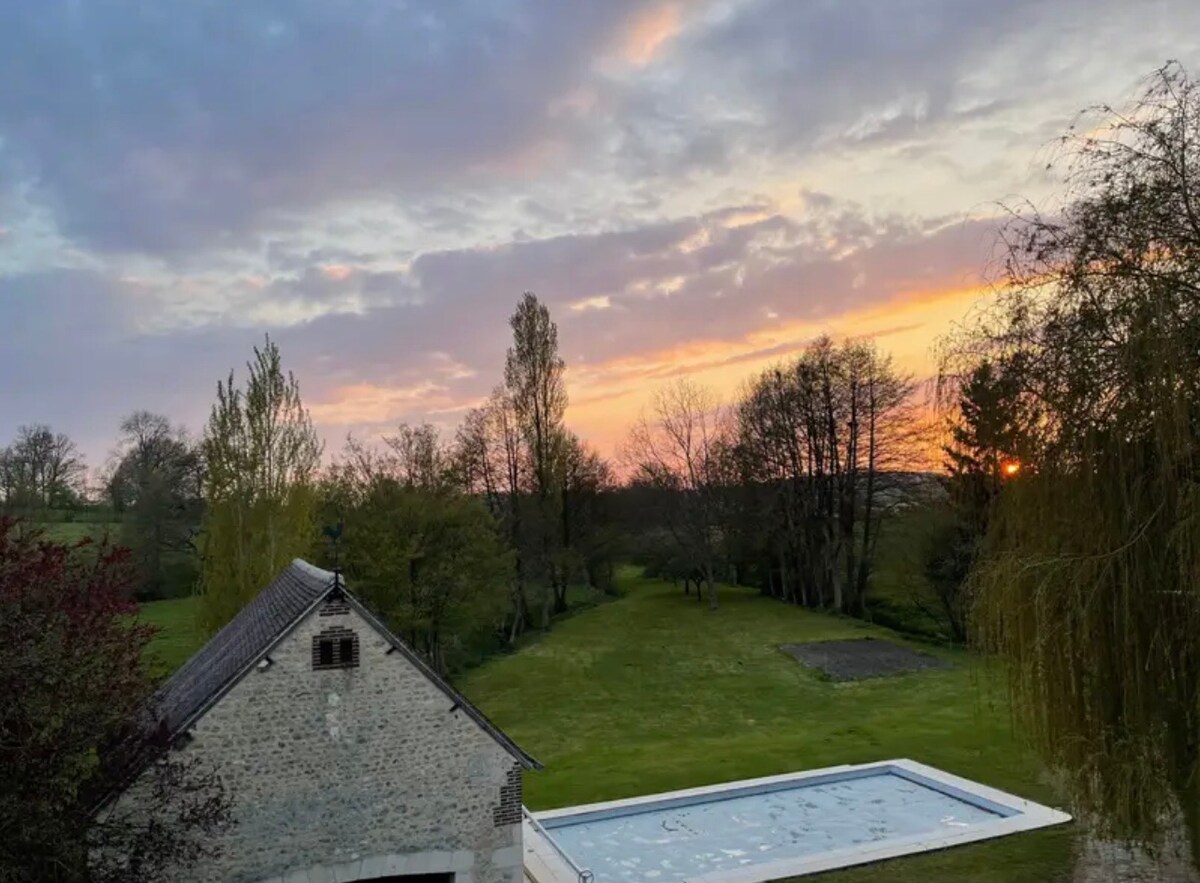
top-left (734, 338), bottom-right (915, 615)
top-left (383, 423), bottom-right (450, 491)
top-left (0, 425), bottom-right (86, 510)
top-left (625, 379), bottom-right (731, 610)
top-left (456, 388), bottom-right (533, 640)
top-left (561, 432), bottom-right (619, 594)
top-left (107, 412), bottom-right (204, 599)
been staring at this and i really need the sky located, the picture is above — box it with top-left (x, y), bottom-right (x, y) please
top-left (3, 0), bottom-right (1200, 473)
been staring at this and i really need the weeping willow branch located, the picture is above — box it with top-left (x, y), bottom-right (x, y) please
top-left (949, 62), bottom-right (1200, 862)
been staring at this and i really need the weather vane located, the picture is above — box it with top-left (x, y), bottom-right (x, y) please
top-left (322, 519), bottom-right (345, 598)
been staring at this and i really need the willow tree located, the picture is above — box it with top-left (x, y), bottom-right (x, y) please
top-left (950, 63), bottom-right (1200, 860)
top-left (198, 337), bottom-right (323, 634)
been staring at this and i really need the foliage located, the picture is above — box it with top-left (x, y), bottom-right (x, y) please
top-left (940, 360), bottom-right (1030, 502)
top-left (0, 518), bottom-right (228, 883)
top-left (340, 478), bottom-right (513, 674)
top-left (106, 412), bottom-right (203, 600)
top-left (198, 336), bottom-right (322, 635)
top-left (954, 63), bottom-right (1200, 857)
top-left (923, 359), bottom-right (1032, 641)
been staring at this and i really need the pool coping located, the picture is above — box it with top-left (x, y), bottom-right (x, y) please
top-left (527, 758), bottom-right (1072, 883)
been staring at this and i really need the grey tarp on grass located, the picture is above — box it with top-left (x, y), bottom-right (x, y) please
top-left (780, 637), bottom-right (952, 681)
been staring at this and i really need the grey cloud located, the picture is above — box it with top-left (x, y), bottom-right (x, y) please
top-left (605, 0), bottom-right (1200, 179)
top-left (0, 271), bottom-right (256, 462)
top-left (263, 242), bottom-right (381, 275)
top-left (0, 0), bottom-right (658, 255)
top-left (276, 202), bottom-right (997, 391)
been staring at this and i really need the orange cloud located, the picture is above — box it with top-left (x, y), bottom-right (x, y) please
top-left (308, 381), bottom-right (445, 425)
top-left (564, 284), bottom-right (992, 459)
top-left (321, 264), bottom-right (354, 281)
top-left (620, 3), bottom-right (682, 66)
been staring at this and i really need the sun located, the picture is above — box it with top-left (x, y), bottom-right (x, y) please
top-left (1002, 460), bottom-right (1021, 477)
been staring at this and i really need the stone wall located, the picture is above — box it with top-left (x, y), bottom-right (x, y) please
top-left (115, 601), bottom-right (524, 883)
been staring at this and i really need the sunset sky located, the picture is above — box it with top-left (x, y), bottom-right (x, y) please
top-left (3, 0), bottom-right (1200, 469)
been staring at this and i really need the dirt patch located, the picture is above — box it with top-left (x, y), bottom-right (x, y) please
top-left (780, 638), bottom-right (952, 681)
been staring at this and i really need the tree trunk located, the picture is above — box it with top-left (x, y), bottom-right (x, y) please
top-left (855, 404), bottom-right (880, 606)
top-left (508, 580), bottom-right (529, 644)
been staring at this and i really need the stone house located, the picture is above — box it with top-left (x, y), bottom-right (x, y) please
top-left (109, 559), bottom-right (540, 883)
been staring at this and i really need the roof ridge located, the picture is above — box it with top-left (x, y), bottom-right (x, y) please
top-left (291, 558), bottom-right (336, 582)
top-left (147, 559), bottom-right (539, 770)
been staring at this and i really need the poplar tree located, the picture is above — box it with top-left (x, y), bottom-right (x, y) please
top-left (504, 292), bottom-right (568, 626)
top-left (198, 337), bottom-right (322, 634)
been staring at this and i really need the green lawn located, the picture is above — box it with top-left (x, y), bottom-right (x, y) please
top-left (139, 595), bottom-right (203, 677)
top-left (140, 568), bottom-right (1075, 882)
top-left (461, 567), bottom-right (1074, 883)
top-left (31, 521), bottom-right (123, 544)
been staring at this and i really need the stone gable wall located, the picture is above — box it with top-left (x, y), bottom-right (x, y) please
top-left (115, 602), bottom-right (523, 883)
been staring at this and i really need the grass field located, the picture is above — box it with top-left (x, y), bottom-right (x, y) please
top-left (462, 568), bottom-right (1074, 883)
top-left (140, 567), bottom-right (1074, 882)
top-left (139, 595), bottom-right (203, 678)
top-left (27, 520), bottom-right (123, 544)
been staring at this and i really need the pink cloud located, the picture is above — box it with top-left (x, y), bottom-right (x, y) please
top-left (618, 3), bottom-right (683, 66)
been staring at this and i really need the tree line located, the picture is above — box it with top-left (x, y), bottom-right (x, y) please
top-left (622, 337), bottom-right (921, 617)
top-left (0, 298), bottom-right (928, 672)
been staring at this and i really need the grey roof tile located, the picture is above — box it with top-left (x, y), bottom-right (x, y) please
top-left (144, 558), bottom-right (540, 771)
top-left (151, 559), bottom-right (334, 736)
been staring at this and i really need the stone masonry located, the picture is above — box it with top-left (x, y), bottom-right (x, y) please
top-left (113, 600), bottom-right (524, 883)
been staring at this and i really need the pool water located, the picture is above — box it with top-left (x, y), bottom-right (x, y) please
top-left (541, 770), bottom-right (1007, 883)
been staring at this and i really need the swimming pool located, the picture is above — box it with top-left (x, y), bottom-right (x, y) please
top-left (524, 759), bottom-right (1071, 883)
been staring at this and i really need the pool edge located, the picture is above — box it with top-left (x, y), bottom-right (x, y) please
top-left (528, 759), bottom-right (1072, 883)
